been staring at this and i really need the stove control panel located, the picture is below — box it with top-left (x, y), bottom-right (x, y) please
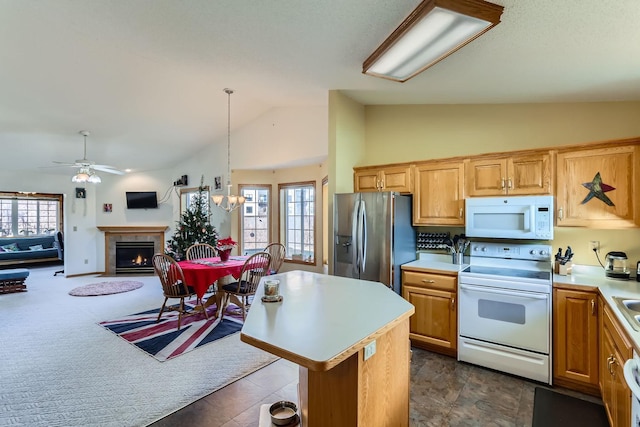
top-left (470, 242), bottom-right (552, 261)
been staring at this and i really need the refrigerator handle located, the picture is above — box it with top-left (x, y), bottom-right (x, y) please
top-left (360, 200), bottom-right (367, 272)
top-left (351, 199), bottom-right (360, 270)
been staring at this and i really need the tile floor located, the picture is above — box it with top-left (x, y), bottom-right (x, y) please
top-left (149, 347), bottom-right (604, 427)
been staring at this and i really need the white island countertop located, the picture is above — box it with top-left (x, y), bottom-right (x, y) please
top-left (240, 270), bottom-right (414, 372)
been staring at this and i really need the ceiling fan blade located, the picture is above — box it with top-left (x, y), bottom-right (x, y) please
top-left (50, 161), bottom-right (77, 167)
top-left (92, 164), bottom-right (125, 175)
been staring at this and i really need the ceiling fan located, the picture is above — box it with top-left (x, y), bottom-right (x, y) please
top-left (51, 131), bottom-right (125, 183)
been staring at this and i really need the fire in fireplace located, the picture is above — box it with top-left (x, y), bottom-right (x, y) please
top-left (115, 241), bottom-right (155, 274)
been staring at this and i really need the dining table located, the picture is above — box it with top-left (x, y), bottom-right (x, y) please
top-left (177, 255), bottom-right (248, 316)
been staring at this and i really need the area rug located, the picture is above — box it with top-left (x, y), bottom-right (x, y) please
top-left (532, 387), bottom-right (608, 427)
top-left (99, 300), bottom-right (244, 361)
top-left (69, 280), bottom-right (144, 296)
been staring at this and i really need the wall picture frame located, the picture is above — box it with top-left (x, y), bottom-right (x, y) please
top-left (75, 187), bottom-right (86, 199)
top-left (214, 176), bottom-right (222, 190)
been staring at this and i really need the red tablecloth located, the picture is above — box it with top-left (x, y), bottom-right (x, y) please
top-left (177, 256), bottom-right (247, 298)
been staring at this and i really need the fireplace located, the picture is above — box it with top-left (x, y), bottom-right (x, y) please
top-left (115, 242), bottom-right (154, 274)
top-left (98, 226), bottom-right (168, 276)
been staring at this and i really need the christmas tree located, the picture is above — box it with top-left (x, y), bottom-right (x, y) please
top-left (165, 178), bottom-right (219, 260)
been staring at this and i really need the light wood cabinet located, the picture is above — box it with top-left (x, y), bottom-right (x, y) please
top-left (413, 161), bottom-right (465, 226)
top-left (600, 297), bottom-right (632, 427)
top-left (401, 269), bottom-right (457, 357)
top-left (556, 144), bottom-right (639, 228)
top-left (467, 151), bottom-right (551, 196)
top-left (553, 287), bottom-right (599, 395)
top-left (354, 164), bottom-right (413, 193)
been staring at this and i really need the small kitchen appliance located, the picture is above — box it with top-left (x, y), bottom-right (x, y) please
top-left (605, 251), bottom-right (630, 280)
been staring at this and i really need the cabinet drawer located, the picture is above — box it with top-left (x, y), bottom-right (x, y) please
top-left (402, 271), bottom-right (456, 291)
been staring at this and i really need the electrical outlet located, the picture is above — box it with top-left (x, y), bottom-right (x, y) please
top-left (364, 340), bottom-right (376, 361)
top-left (589, 241), bottom-right (600, 252)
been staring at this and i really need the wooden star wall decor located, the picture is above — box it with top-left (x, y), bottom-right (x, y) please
top-left (581, 172), bottom-right (615, 206)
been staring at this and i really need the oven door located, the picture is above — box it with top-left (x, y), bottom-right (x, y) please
top-left (458, 282), bottom-right (550, 353)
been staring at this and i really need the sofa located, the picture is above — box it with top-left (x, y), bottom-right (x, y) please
top-left (0, 236), bottom-right (59, 267)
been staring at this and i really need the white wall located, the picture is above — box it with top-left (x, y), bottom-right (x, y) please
top-left (2, 105), bottom-right (327, 275)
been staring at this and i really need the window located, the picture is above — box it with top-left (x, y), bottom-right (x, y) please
top-left (0, 192), bottom-right (62, 237)
top-left (180, 186), bottom-right (210, 214)
top-left (279, 182), bottom-right (315, 264)
top-left (239, 185), bottom-right (271, 256)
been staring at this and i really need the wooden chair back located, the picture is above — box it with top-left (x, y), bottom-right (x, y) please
top-left (152, 253), bottom-right (192, 298)
top-left (226, 251), bottom-right (271, 295)
top-left (264, 243), bottom-right (286, 274)
top-left (185, 243), bottom-right (217, 260)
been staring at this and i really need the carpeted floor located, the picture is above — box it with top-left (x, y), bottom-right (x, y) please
top-left (0, 266), bottom-right (278, 427)
top-left (532, 387), bottom-right (609, 427)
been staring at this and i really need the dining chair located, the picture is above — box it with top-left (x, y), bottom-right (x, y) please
top-left (264, 242), bottom-right (286, 274)
top-left (152, 253), bottom-right (208, 330)
top-left (185, 243), bottom-right (217, 260)
top-left (219, 251), bottom-right (271, 321)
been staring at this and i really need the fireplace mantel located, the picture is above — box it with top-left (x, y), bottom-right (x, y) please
top-left (98, 226), bottom-right (168, 275)
top-left (98, 226), bottom-right (168, 233)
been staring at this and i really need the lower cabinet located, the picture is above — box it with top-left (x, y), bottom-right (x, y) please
top-left (401, 269), bottom-right (457, 357)
top-left (600, 297), bottom-right (632, 427)
top-left (552, 287), bottom-right (600, 395)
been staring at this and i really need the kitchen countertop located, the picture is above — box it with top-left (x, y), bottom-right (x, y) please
top-left (402, 253), bottom-right (469, 274)
top-left (240, 270), bottom-right (414, 371)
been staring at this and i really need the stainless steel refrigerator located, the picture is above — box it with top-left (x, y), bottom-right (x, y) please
top-left (333, 192), bottom-right (416, 294)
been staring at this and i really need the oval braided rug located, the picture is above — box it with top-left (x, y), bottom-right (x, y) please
top-left (69, 281), bottom-right (144, 296)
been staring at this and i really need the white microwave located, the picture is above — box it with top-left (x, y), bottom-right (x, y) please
top-left (465, 195), bottom-right (554, 240)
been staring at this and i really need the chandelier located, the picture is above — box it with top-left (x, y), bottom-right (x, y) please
top-left (211, 88), bottom-right (245, 212)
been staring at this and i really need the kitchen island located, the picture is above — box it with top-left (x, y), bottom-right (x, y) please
top-left (240, 270), bottom-right (415, 427)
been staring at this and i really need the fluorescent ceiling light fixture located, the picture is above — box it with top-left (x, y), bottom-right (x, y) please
top-left (363, 0), bottom-right (503, 82)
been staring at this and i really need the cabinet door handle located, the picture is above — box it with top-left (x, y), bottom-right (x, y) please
top-left (507, 178), bottom-right (513, 189)
top-left (558, 207), bottom-right (563, 220)
top-left (451, 298), bottom-right (455, 310)
top-left (459, 208), bottom-right (463, 219)
top-left (500, 178), bottom-right (506, 189)
top-left (421, 279), bottom-right (435, 284)
top-left (591, 299), bottom-right (596, 315)
top-left (607, 355), bottom-right (614, 375)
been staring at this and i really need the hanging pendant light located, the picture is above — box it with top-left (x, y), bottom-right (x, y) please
top-left (212, 88), bottom-right (245, 213)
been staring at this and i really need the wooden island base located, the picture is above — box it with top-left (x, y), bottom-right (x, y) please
top-left (298, 319), bottom-right (410, 427)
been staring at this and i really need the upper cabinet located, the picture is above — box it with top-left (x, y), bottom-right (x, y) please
top-left (413, 161), bottom-right (465, 226)
top-left (354, 164), bottom-right (413, 193)
top-left (467, 151), bottom-right (552, 196)
top-left (556, 143), bottom-right (639, 228)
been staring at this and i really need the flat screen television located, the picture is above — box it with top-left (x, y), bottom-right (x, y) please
top-left (126, 191), bottom-right (158, 209)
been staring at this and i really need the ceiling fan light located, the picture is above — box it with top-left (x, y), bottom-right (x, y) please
top-left (88, 174), bottom-right (101, 183)
top-left (72, 171), bottom-right (90, 183)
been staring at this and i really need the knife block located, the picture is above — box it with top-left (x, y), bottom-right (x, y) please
top-left (555, 261), bottom-right (572, 276)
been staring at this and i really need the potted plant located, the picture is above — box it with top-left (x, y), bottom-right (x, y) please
top-left (217, 237), bottom-right (237, 262)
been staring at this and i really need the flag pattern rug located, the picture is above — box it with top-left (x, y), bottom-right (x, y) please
top-left (99, 300), bottom-right (244, 362)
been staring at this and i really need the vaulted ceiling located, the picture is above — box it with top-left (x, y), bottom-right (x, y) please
top-left (1, 0), bottom-right (639, 174)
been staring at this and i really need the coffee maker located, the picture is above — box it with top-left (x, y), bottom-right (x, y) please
top-left (605, 251), bottom-right (630, 280)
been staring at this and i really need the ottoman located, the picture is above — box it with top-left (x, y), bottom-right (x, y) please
top-left (0, 268), bottom-right (29, 293)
